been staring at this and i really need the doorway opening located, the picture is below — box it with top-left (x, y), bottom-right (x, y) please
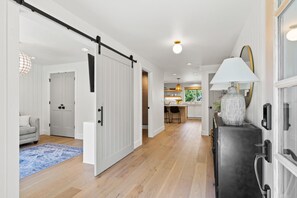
top-left (18, 7), bottom-right (95, 193)
top-left (142, 70), bottom-right (149, 143)
top-left (208, 73), bottom-right (224, 133)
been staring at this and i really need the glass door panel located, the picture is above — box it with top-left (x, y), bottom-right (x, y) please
top-left (279, 164), bottom-right (297, 198)
top-left (280, 87), bottom-right (297, 165)
top-left (279, 1), bottom-right (297, 80)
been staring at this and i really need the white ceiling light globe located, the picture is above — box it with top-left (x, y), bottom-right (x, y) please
top-left (286, 27), bottom-right (297, 41)
top-left (173, 41), bottom-right (182, 54)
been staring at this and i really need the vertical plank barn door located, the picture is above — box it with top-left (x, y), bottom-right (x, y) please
top-left (95, 47), bottom-right (134, 175)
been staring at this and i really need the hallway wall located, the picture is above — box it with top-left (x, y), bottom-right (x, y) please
top-left (231, 0), bottom-right (274, 192)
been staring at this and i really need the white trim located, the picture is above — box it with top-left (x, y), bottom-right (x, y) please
top-left (48, 71), bottom-right (76, 138)
top-left (275, 0), bottom-right (293, 17)
top-left (141, 66), bottom-right (153, 139)
top-left (134, 139), bottom-right (142, 149)
top-left (275, 76), bottom-right (297, 89)
top-left (150, 125), bottom-right (165, 138)
top-left (201, 130), bottom-right (209, 136)
top-left (75, 132), bottom-right (83, 140)
top-left (275, 154), bottom-right (297, 177)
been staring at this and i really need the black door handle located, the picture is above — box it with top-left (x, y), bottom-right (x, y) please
top-left (98, 106), bottom-right (103, 126)
top-left (209, 106), bottom-right (213, 109)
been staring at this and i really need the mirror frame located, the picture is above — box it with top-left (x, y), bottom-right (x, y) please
top-left (240, 45), bottom-right (255, 108)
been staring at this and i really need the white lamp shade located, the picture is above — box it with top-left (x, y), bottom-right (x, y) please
top-left (210, 57), bottom-right (259, 84)
top-left (210, 83), bottom-right (250, 91)
top-left (286, 28), bottom-right (297, 41)
top-left (173, 43), bottom-right (182, 54)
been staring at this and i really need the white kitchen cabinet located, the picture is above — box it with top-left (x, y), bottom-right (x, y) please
top-left (187, 104), bottom-right (202, 118)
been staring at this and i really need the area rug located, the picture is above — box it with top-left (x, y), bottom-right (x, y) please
top-left (20, 143), bottom-right (83, 179)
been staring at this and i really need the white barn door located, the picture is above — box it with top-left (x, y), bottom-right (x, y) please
top-left (95, 47), bottom-right (134, 175)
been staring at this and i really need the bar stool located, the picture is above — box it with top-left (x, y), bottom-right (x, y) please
top-left (170, 106), bottom-right (181, 123)
top-left (164, 107), bottom-right (170, 123)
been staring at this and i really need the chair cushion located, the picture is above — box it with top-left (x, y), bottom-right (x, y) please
top-left (20, 126), bottom-right (36, 135)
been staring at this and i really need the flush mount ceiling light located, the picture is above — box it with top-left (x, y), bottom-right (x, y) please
top-left (31, 56), bottom-right (36, 60)
top-left (187, 62), bottom-right (192, 66)
top-left (19, 52), bottom-right (32, 74)
top-left (173, 40), bottom-right (182, 54)
top-left (172, 73), bottom-right (177, 76)
top-left (81, 47), bottom-right (89, 52)
top-left (286, 25), bottom-right (297, 41)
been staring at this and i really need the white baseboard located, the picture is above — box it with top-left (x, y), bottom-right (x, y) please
top-left (142, 125), bottom-right (148, 129)
top-left (134, 139), bottom-right (142, 149)
top-left (201, 130), bottom-right (209, 136)
top-left (150, 125), bottom-right (165, 138)
top-left (41, 129), bottom-right (50, 136)
top-left (75, 133), bottom-right (83, 140)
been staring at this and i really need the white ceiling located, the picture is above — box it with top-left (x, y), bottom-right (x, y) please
top-left (20, 11), bottom-right (94, 66)
top-left (52, 0), bottom-right (256, 82)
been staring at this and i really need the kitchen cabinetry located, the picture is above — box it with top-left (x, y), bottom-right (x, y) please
top-left (187, 104), bottom-right (202, 118)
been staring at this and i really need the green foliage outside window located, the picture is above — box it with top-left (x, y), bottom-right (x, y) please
top-left (185, 89), bottom-right (202, 102)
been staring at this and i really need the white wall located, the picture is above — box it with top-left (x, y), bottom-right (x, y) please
top-left (19, 65), bottom-right (42, 119)
top-left (231, 0), bottom-right (274, 192)
top-left (19, 61), bottom-right (95, 140)
top-left (140, 62), bottom-right (165, 140)
top-left (42, 62), bottom-right (95, 139)
top-left (200, 65), bottom-right (220, 136)
top-left (0, 1), bottom-right (19, 197)
top-left (23, 0), bottom-right (164, 148)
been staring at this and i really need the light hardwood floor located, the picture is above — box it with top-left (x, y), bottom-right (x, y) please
top-left (20, 120), bottom-right (215, 198)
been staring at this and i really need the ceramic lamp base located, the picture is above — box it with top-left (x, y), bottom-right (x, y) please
top-left (221, 86), bottom-right (246, 126)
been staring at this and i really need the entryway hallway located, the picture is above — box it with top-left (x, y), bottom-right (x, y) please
top-left (20, 120), bottom-right (214, 198)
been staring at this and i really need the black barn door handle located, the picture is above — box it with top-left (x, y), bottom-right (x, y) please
top-left (98, 106), bottom-right (104, 126)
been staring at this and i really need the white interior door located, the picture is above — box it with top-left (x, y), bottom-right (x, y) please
top-left (50, 72), bottom-right (75, 137)
top-left (95, 47), bottom-right (134, 175)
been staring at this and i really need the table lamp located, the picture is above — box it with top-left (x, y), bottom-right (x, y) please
top-left (210, 57), bottom-right (259, 126)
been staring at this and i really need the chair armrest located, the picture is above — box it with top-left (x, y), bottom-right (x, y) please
top-left (29, 117), bottom-right (40, 138)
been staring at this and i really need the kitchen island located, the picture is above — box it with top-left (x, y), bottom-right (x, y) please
top-left (165, 105), bottom-right (188, 123)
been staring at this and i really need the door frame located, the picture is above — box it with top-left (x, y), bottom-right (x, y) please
top-left (49, 71), bottom-right (76, 138)
top-left (4, 2), bottom-right (97, 196)
top-left (141, 66), bottom-right (153, 140)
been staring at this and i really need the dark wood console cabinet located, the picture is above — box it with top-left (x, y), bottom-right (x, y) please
top-left (213, 114), bottom-right (262, 198)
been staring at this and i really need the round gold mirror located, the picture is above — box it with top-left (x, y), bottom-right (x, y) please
top-left (240, 45), bottom-right (254, 108)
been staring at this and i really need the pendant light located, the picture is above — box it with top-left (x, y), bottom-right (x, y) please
top-left (19, 52), bottom-right (32, 74)
top-left (173, 40), bottom-right (182, 54)
top-left (176, 78), bottom-right (182, 91)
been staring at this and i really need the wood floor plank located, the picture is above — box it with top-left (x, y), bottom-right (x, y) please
top-left (20, 120), bottom-right (215, 198)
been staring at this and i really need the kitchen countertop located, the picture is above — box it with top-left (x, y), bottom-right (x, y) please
top-left (164, 104), bottom-right (188, 107)
top-left (164, 103), bottom-right (202, 107)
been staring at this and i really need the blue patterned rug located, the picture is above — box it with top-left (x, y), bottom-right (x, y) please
top-left (20, 143), bottom-right (83, 179)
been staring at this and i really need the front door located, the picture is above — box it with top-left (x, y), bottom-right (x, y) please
top-left (274, 1), bottom-right (297, 197)
top-left (95, 47), bottom-right (134, 175)
top-left (50, 72), bottom-right (75, 137)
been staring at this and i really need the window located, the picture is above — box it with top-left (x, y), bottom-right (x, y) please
top-left (184, 87), bottom-right (202, 102)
